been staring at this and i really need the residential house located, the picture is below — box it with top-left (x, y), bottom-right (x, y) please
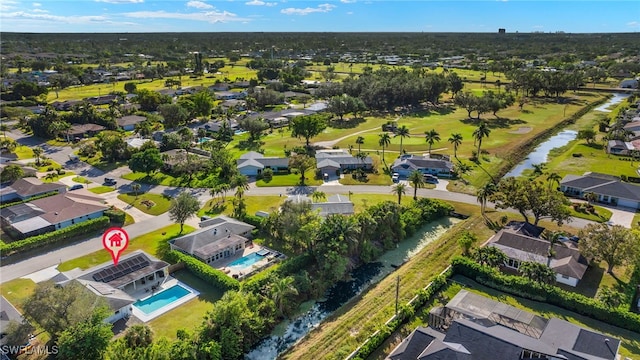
top-left (0, 177), bottom-right (66, 202)
top-left (56, 251), bottom-right (170, 323)
top-left (620, 78), bottom-right (639, 89)
top-left (388, 290), bottom-right (620, 360)
top-left (209, 83), bottom-right (230, 91)
top-left (237, 151), bottom-right (289, 176)
top-left (221, 99), bottom-right (246, 110)
top-left (85, 94), bottom-right (118, 106)
top-left (214, 91), bottom-right (247, 100)
top-left (623, 121), bottom-right (640, 133)
top-left (116, 115), bottom-right (147, 131)
top-left (51, 100), bottom-right (83, 111)
top-left (0, 189), bottom-right (108, 239)
top-left (160, 149), bottom-right (208, 170)
top-left (315, 149), bottom-right (373, 177)
top-left (288, 194), bottom-right (355, 217)
top-left (169, 215), bottom-right (255, 265)
top-left (607, 140), bottom-right (634, 155)
top-left (68, 123), bottom-right (106, 139)
top-left (0, 296), bottom-right (24, 346)
top-left (391, 154), bottom-right (454, 178)
top-left (560, 172), bottom-right (640, 209)
top-left (486, 221), bottom-right (588, 287)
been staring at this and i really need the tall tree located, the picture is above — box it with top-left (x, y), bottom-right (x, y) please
top-left (288, 154), bottom-right (315, 186)
top-left (378, 132), bottom-right (391, 163)
top-left (472, 121), bottom-right (491, 159)
top-left (355, 136), bottom-right (365, 154)
top-left (311, 190), bottom-right (326, 203)
top-left (238, 117), bottom-right (269, 142)
top-left (546, 172), bottom-right (562, 190)
top-left (158, 103), bottom-right (190, 129)
top-left (476, 182), bottom-right (496, 218)
top-left (270, 276), bottom-right (299, 317)
top-left (448, 133), bottom-right (463, 159)
top-left (290, 114), bottom-right (327, 149)
top-left (472, 246), bottom-right (508, 268)
top-left (32, 146), bottom-right (43, 166)
top-left (128, 147), bottom-right (163, 176)
top-left (518, 261), bottom-right (556, 285)
top-left (407, 170), bottom-right (424, 200)
top-left (391, 183), bottom-right (407, 204)
top-left (424, 129), bottom-right (441, 156)
top-left (169, 191), bottom-right (200, 233)
top-left (191, 90), bottom-right (214, 118)
top-left (578, 223), bottom-right (640, 274)
top-left (395, 125), bottom-right (410, 155)
top-left (57, 307), bottom-right (113, 360)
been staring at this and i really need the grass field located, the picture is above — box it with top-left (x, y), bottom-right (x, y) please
top-left (371, 276), bottom-right (640, 359)
top-left (567, 204), bottom-right (613, 223)
top-left (117, 193), bottom-right (172, 215)
top-left (0, 278), bottom-right (37, 311)
top-left (72, 176), bottom-right (91, 184)
top-left (79, 151), bottom-right (128, 172)
top-left (198, 195), bottom-right (283, 218)
top-left (57, 224), bottom-right (194, 272)
top-left (122, 171), bottom-right (182, 186)
top-left (147, 269), bottom-right (224, 340)
top-left (88, 185), bottom-right (116, 194)
top-left (256, 170), bottom-right (322, 187)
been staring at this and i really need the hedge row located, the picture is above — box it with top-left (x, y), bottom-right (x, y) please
top-left (166, 250), bottom-right (240, 292)
top-left (451, 256), bottom-right (640, 333)
top-left (351, 268), bottom-right (453, 360)
top-left (1, 216), bottom-right (110, 255)
top-left (242, 252), bottom-right (314, 293)
top-left (0, 191), bottom-right (59, 209)
top-left (104, 209), bottom-right (126, 224)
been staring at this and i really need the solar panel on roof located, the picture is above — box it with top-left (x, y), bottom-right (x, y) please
top-left (92, 255), bottom-right (149, 283)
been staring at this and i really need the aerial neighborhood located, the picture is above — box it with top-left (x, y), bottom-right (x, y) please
top-left (0, 29), bottom-right (639, 360)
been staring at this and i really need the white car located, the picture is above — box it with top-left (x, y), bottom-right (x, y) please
top-left (392, 173), bottom-right (400, 183)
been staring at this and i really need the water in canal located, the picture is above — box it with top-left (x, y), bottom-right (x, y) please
top-left (245, 217), bottom-right (459, 360)
top-left (504, 93), bottom-right (629, 178)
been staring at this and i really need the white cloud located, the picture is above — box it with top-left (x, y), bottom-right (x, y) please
top-left (95, 0), bottom-right (144, 3)
top-left (245, 0), bottom-right (277, 6)
top-left (1, 10), bottom-right (137, 26)
top-left (187, 1), bottom-right (213, 9)
top-left (32, 2), bottom-right (42, 7)
top-left (627, 21), bottom-right (639, 28)
top-left (346, 11), bottom-right (353, 15)
top-left (123, 10), bottom-right (247, 23)
top-left (340, 0), bottom-right (355, 3)
top-left (32, 8), bottom-right (48, 12)
top-left (281, 3), bottom-right (334, 15)
top-left (0, 0), bottom-right (19, 11)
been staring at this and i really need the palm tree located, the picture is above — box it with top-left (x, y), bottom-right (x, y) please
top-left (391, 183), bottom-right (407, 204)
top-left (231, 174), bottom-right (249, 199)
top-left (355, 136), bottom-right (365, 154)
top-left (311, 190), bottom-right (326, 203)
top-left (270, 276), bottom-right (299, 317)
top-left (407, 170), bottom-right (424, 200)
top-left (43, 172), bottom-right (56, 182)
top-left (531, 163), bottom-right (546, 177)
top-left (546, 172), bottom-right (562, 190)
top-left (0, 124), bottom-right (8, 138)
top-left (448, 133), bottom-right (463, 159)
top-left (131, 183), bottom-right (141, 198)
top-left (584, 191), bottom-right (598, 205)
top-left (472, 122), bottom-right (491, 159)
top-left (424, 129), bottom-right (441, 156)
top-left (32, 146), bottom-right (43, 166)
top-left (395, 125), bottom-right (410, 155)
top-left (476, 182), bottom-right (496, 218)
top-left (378, 133), bottom-right (391, 163)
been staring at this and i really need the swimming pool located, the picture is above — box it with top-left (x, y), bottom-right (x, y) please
top-left (133, 285), bottom-right (191, 315)
top-left (198, 137), bottom-right (213, 143)
top-left (228, 252), bottom-right (265, 269)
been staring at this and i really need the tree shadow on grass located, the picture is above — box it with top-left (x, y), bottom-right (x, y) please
top-left (235, 140), bottom-right (264, 151)
top-left (459, 117), bottom-right (527, 129)
top-left (328, 117), bottom-right (366, 129)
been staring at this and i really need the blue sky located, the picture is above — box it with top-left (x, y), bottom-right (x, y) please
top-left (0, 0), bottom-right (638, 33)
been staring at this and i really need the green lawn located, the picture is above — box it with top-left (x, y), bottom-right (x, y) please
top-left (88, 185), bottom-right (116, 194)
top-left (567, 204), bottom-right (613, 223)
top-left (72, 176), bottom-right (91, 184)
top-left (40, 171), bottom-right (74, 183)
top-left (198, 195), bottom-right (284, 218)
top-left (13, 145), bottom-right (34, 160)
top-left (633, 212), bottom-right (640, 229)
top-left (147, 269), bottom-right (225, 340)
top-left (256, 170), bottom-right (322, 187)
top-left (121, 171), bottom-right (182, 186)
top-left (57, 224), bottom-right (194, 272)
top-left (117, 193), bottom-right (172, 215)
top-left (124, 212), bottom-right (135, 226)
top-left (559, 262), bottom-right (632, 298)
top-left (0, 278), bottom-right (37, 311)
top-left (80, 152), bottom-right (127, 172)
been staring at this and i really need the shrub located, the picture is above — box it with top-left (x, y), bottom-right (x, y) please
top-left (166, 250), bottom-right (240, 292)
top-left (572, 153), bottom-right (583, 157)
top-left (104, 209), bottom-right (126, 224)
top-left (1, 216), bottom-right (110, 255)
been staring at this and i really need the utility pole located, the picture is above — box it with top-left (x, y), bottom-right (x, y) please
top-left (395, 275), bottom-right (400, 316)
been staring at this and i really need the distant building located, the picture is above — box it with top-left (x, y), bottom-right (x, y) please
top-left (236, 151), bottom-right (289, 176)
top-left (498, 28), bottom-right (506, 34)
top-left (391, 154), bottom-right (454, 178)
top-left (288, 194), bottom-right (355, 217)
top-left (116, 115), bottom-right (147, 131)
top-left (388, 290), bottom-right (620, 360)
top-left (315, 149), bottom-right (373, 178)
top-left (560, 172), bottom-right (640, 209)
top-left (0, 177), bottom-right (66, 202)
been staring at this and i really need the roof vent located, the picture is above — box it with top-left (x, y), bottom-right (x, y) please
top-left (55, 212), bottom-right (59, 215)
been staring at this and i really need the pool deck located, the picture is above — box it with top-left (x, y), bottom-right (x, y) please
top-left (217, 245), bottom-right (282, 279)
top-left (130, 277), bottom-right (200, 322)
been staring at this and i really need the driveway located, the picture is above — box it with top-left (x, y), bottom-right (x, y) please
top-left (604, 206), bottom-right (636, 228)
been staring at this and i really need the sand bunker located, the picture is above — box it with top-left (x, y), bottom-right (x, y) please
top-left (509, 127), bottom-right (532, 134)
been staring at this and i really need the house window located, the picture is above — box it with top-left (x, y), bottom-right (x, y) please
top-left (115, 310), bottom-right (120, 315)
top-left (561, 274), bottom-right (569, 279)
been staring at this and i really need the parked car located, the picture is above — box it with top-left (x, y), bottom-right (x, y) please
top-left (104, 178), bottom-right (117, 186)
top-left (69, 184), bottom-right (84, 191)
top-left (392, 173), bottom-right (400, 183)
top-left (423, 174), bottom-right (439, 184)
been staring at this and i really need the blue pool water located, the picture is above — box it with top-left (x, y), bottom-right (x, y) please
top-left (198, 137), bottom-right (213, 143)
top-left (133, 285), bottom-right (190, 314)
top-left (228, 252), bottom-right (264, 269)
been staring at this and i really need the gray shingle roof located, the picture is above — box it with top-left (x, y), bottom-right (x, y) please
top-left (171, 216), bottom-right (254, 258)
top-left (391, 156), bottom-right (453, 172)
top-left (561, 173), bottom-right (640, 202)
top-left (0, 177), bottom-right (66, 198)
